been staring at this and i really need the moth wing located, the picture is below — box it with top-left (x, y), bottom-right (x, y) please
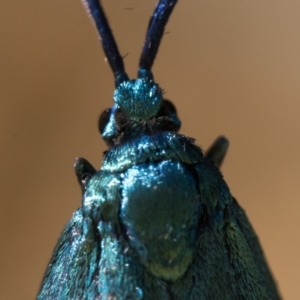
top-left (37, 208), bottom-right (100, 300)
top-left (172, 157), bottom-right (280, 299)
top-left (232, 198), bottom-right (280, 298)
top-left (204, 137), bottom-right (280, 297)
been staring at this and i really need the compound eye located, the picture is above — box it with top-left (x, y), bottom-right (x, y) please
top-left (163, 99), bottom-right (177, 115)
top-left (98, 108), bottom-right (112, 134)
top-left (157, 99), bottom-right (178, 117)
top-left (114, 107), bottom-right (129, 128)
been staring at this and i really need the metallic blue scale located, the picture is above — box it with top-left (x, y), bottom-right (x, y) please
top-left (114, 78), bottom-right (163, 120)
top-left (37, 0), bottom-right (281, 299)
top-left (120, 160), bottom-right (200, 282)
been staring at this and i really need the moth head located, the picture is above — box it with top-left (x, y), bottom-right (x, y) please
top-left (83, 0), bottom-right (179, 147)
top-left (98, 97), bottom-right (181, 147)
top-left (114, 70), bottom-right (163, 121)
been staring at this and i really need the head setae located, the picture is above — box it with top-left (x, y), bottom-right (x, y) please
top-left (82, 0), bottom-right (180, 147)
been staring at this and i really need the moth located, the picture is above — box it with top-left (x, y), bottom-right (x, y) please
top-left (37, 0), bottom-right (281, 299)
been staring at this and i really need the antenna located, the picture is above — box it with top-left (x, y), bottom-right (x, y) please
top-left (139, 0), bottom-right (178, 75)
top-left (82, 0), bottom-right (129, 86)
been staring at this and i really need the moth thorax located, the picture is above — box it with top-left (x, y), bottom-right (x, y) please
top-left (113, 79), bottom-right (163, 120)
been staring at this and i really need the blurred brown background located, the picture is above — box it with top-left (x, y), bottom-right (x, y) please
top-left (1, 0), bottom-right (299, 299)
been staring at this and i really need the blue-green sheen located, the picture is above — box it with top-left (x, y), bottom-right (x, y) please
top-left (38, 133), bottom-right (280, 299)
top-left (37, 0), bottom-right (281, 299)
